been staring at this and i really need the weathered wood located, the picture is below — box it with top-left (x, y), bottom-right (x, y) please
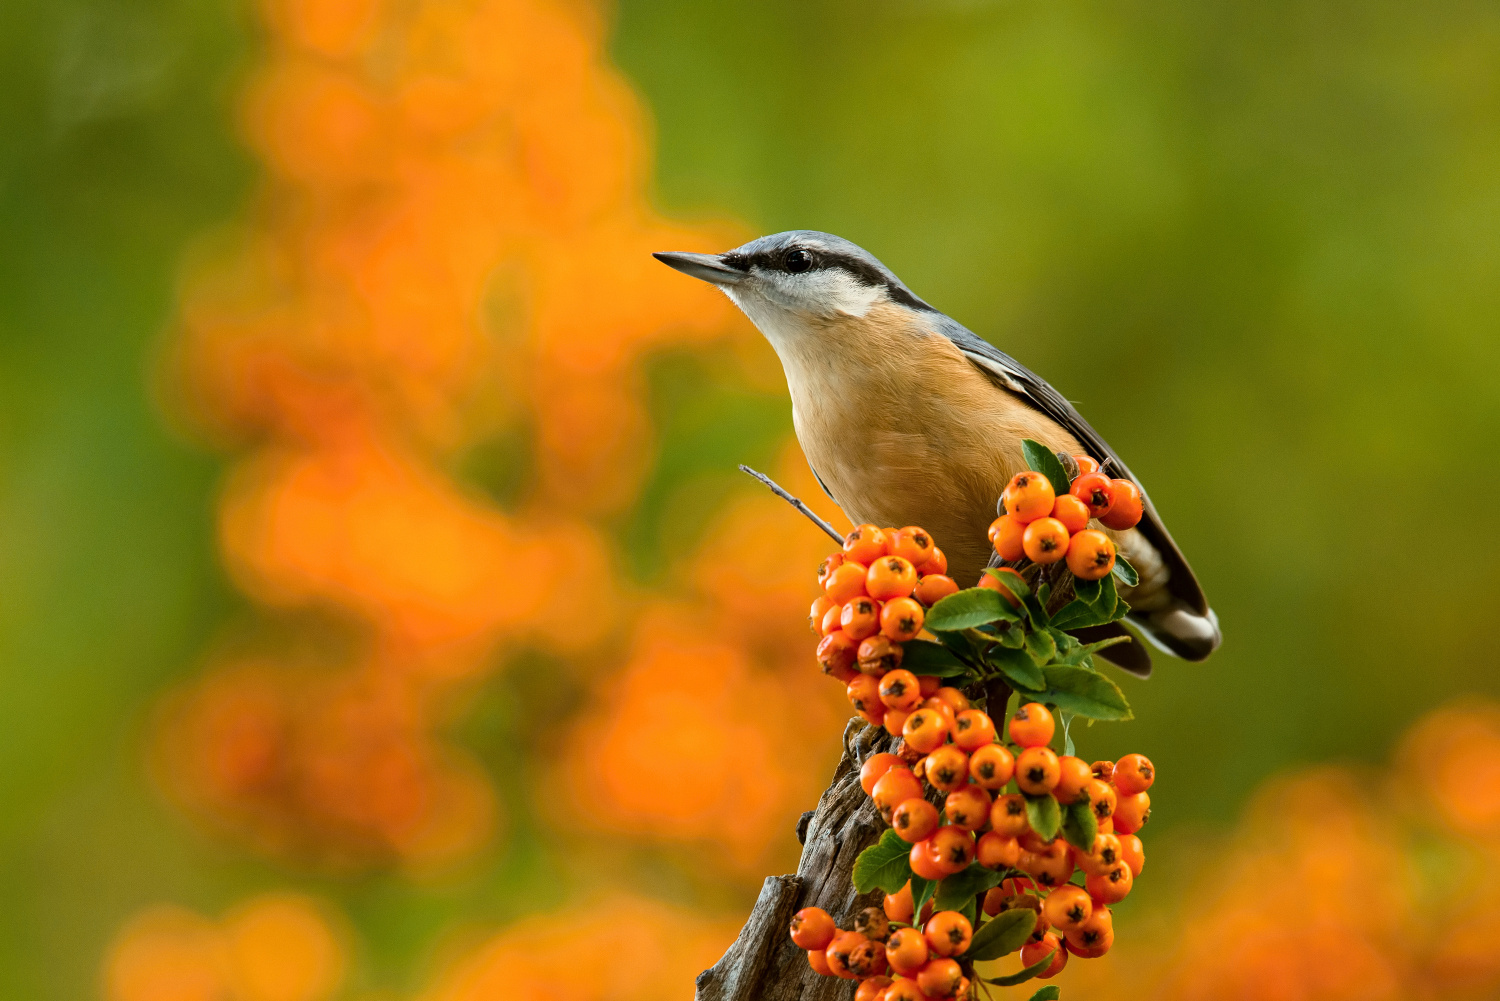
top-left (696, 719), bottom-right (895, 1001)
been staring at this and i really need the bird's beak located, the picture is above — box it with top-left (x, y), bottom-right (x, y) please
top-left (652, 251), bottom-right (747, 287)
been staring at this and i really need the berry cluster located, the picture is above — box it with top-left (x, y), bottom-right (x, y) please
top-left (795, 512), bottom-right (1156, 996)
top-left (988, 456), bottom-right (1143, 579)
top-left (809, 524), bottom-right (962, 731)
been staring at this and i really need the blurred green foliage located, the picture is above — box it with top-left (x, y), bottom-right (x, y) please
top-left (3, 0), bottom-right (1500, 994)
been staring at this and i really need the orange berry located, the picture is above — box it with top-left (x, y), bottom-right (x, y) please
top-left (917, 675), bottom-right (942, 698)
top-left (826, 930), bottom-right (869, 979)
top-left (871, 766), bottom-right (922, 820)
top-left (881, 596), bottom-right (926, 641)
top-left (1072, 454), bottom-right (1100, 477)
top-left (1050, 493), bottom-right (1091, 535)
top-left (1085, 779), bottom-right (1117, 823)
top-left (933, 686), bottom-right (970, 715)
top-left (952, 709), bottom-right (996, 751)
top-left (858, 634), bottom-right (905, 676)
top-left (1078, 832), bottom-right (1123, 876)
top-left (930, 826), bottom-right (976, 874)
top-left (892, 797), bottom-right (941, 843)
top-left (920, 547), bottom-right (948, 576)
top-left (841, 595), bottom-right (882, 640)
top-left (989, 514), bottom-right (1026, 561)
top-left (1022, 517), bottom-right (1070, 564)
top-left (856, 977), bottom-right (894, 1001)
top-left (891, 526), bottom-right (936, 567)
top-left (884, 881), bottom-right (915, 924)
top-left (1009, 703), bottom-right (1055, 747)
top-left (860, 753), bottom-right (905, 796)
top-left (1021, 932), bottom-right (1069, 979)
top-left (1016, 747), bottom-right (1061, 794)
top-left (980, 567), bottom-right (1025, 606)
top-left (1100, 478), bottom-right (1143, 530)
top-left (944, 785), bottom-right (992, 831)
top-left (913, 573), bottom-right (958, 605)
top-left (826, 561), bottom-right (869, 602)
top-left (845, 937), bottom-right (886, 979)
top-left (885, 977), bottom-right (928, 1001)
top-left (909, 837), bottom-right (948, 881)
top-left (1114, 791), bottom-right (1150, 834)
top-left (976, 831), bottom-right (1021, 869)
top-left (821, 603), bottom-right (843, 636)
top-left (1085, 862), bottom-right (1133, 904)
top-left (854, 905), bottom-right (891, 943)
top-left (1019, 839), bottom-right (1074, 888)
top-left (885, 926), bottom-right (929, 976)
top-left (1118, 834), bottom-right (1144, 877)
top-left (916, 957), bottom-right (962, 998)
top-left (1041, 885), bottom-right (1093, 932)
top-left (848, 675), bottom-right (883, 716)
top-left (924, 911), bottom-right (973, 958)
top-left (1091, 759), bottom-right (1116, 783)
top-left (817, 631), bottom-right (859, 681)
top-left (884, 708), bottom-right (911, 738)
top-left (868, 555), bottom-right (918, 601)
top-left (902, 708), bottom-right (950, 754)
top-left (1113, 753), bottom-right (1155, 794)
top-left (1054, 755), bottom-right (1093, 805)
top-left (809, 596), bottom-right (835, 634)
top-left (1065, 529), bottom-right (1115, 580)
top-left (878, 669), bottom-right (923, 712)
top-left (1002, 471), bottom-right (1056, 524)
top-left (790, 907), bottom-right (837, 950)
top-left (924, 745), bottom-right (970, 792)
top-left (816, 552), bottom-right (845, 589)
top-left (844, 524), bottom-right (890, 564)
top-left (807, 947), bottom-right (834, 976)
top-left (969, 744), bottom-right (1015, 789)
top-left (990, 793), bottom-right (1029, 836)
top-left (1069, 472), bottom-right (1116, 518)
top-left (1065, 907), bottom-right (1113, 958)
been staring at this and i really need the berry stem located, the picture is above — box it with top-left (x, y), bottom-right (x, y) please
top-left (738, 464), bottom-right (844, 544)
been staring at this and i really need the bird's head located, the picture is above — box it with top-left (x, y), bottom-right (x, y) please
top-left (653, 231), bottom-right (934, 360)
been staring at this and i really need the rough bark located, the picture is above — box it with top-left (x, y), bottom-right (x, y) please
top-left (695, 718), bottom-right (895, 1001)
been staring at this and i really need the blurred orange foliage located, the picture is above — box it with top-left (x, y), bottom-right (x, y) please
top-left (105, 894), bottom-right (346, 1001)
top-left (152, 0), bottom-right (842, 873)
top-left (1052, 700), bottom-right (1500, 1001)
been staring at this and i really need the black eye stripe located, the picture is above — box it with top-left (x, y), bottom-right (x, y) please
top-left (719, 245), bottom-right (935, 312)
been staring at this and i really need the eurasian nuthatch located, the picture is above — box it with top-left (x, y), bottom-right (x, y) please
top-left (655, 231), bottom-right (1219, 671)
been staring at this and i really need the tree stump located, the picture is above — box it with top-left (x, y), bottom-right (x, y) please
top-left (695, 718), bottom-right (895, 1000)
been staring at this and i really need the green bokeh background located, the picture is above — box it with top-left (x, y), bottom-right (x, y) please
top-left (3, 0), bottom-right (1499, 994)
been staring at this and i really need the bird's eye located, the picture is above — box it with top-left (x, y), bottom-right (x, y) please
top-left (785, 249), bottom-right (813, 273)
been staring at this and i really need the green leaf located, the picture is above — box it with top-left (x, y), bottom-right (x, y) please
top-left (1025, 629), bottom-right (1057, 665)
top-left (911, 875), bottom-right (936, 918)
top-left (1024, 793), bottom-right (1062, 841)
top-left (901, 639), bottom-right (973, 679)
top-left (1040, 665), bottom-right (1134, 721)
top-left (1112, 553), bottom-right (1139, 587)
top-left (1061, 797), bottom-right (1098, 852)
top-left (1028, 986), bottom-right (1062, 1001)
top-left (964, 908), bottom-right (1036, 962)
top-left (853, 830), bottom-right (915, 894)
top-left (1048, 575), bottom-right (1122, 631)
top-left (926, 588), bottom-right (1017, 631)
top-left (1055, 634), bottom-right (1132, 667)
top-left (989, 569), bottom-right (1030, 600)
top-left (959, 895), bottom-right (978, 926)
top-left (984, 947), bottom-right (1056, 985)
top-left (989, 646), bottom-right (1045, 691)
top-left (933, 863), bottom-right (1005, 912)
top-left (1022, 438), bottom-right (1072, 497)
top-left (1059, 710), bottom-right (1075, 757)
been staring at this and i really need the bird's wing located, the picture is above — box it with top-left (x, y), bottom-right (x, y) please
top-left (933, 316), bottom-right (1209, 617)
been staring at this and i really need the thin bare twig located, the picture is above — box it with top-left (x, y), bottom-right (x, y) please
top-left (738, 465), bottom-right (843, 544)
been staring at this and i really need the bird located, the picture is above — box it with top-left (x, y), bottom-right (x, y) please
top-left (653, 231), bottom-right (1219, 671)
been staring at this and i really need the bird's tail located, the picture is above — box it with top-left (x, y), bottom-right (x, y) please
top-left (1130, 603), bottom-right (1221, 662)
